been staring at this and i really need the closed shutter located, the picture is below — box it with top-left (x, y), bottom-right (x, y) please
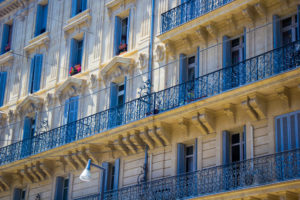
top-left (196, 47), bottom-right (200, 79)
top-left (54, 176), bottom-right (64, 200)
top-left (126, 11), bottom-right (131, 50)
top-left (68, 96), bottom-right (79, 123)
top-left (297, 5), bottom-right (300, 41)
top-left (114, 16), bottom-right (122, 56)
top-left (102, 162), bottom-right (111, 192)
top-left (222, 36), bottom-right (232, 91)
top-left (21, 117), bottom-right (32, 157)
top-left (110, 82), bottom-right (118, 108)
top-left (0, 72), bottom-right (7, 106)
top-left (42, 4), bottom-right (48, 33)
top-left (35, 5), bottom-right (43, 36)
top-left (13, 188), bottom-right (22, 200)
top-left (69, 38), bottom-right (78, 72)
top-left (242, 125), bottom-right (246, 160)
top-left (113, 158), bottom-right (120, 190)
top-left (273, 15), bottom-right (281, 48)
top-left (81, 0), bottom-right (87, 12)
top-left (179, 54), bottom-right (187, 84)
top-left (193, 138), bottom-right (198, 171)
top-left (1, 24), bottom-right (9, 54)
top-left (33, 54), bottom-right (43, 93)
top-left (71, 0), bottom-right (77, 17)
top-left (123, 77), bottom-right (127, 104)
top-left (28, 56), bottom-right (35, 93)
top-left (275, 111), bottom-right (300, 152)
top-left (177, 143), bottom-right (185, 174)
top-left (222, 131), bottom-right (230, 165)
top-left (63, 99), bottom-right (70, 125)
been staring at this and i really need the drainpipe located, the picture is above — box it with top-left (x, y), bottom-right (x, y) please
top-left (148, 0), bottom-right (155, 94)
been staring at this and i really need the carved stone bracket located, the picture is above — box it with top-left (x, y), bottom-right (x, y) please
top-left (242, 5), bottom-right (256, 24)
top-left (278, 0), bottom-right (289, 8)
top-left (89, 74), bottom-right (98, 89)
top-left (8, 110), bottom-right (15, 122)
top-left (126, 133), bottom-right (138, 153)
top-left (0, 176), bottom-right (9, 191)
top-left (165, 40), bottom-right (176, 59)
top-left (223, 104), bottom-right (235, 123)
top-left (154, 44), bottom-right (165, 62)
top-left (140, 127), bottom-right (156, 149)
top-left (191, 109), bottom-right (215, 135)
top-left (154, 122), bottom-right (171, 145)
top-left (255, 1), bottom-right (267, 17)
top-left (241, 93), bottom-right (267, 121)
top-left (178, 117), bottom-right (190, 136)
top-left (16, 95), bottom-right (44, 118)
top-left (138, 52), bottom-right (148, 69)
top-left (45, 93), bottom-right (55, 106)
top-left (226, 15), bottom-right (237, 32)
top-left (206, 23), bottom-right (218, 40)
top-left (117, 135), bottom-right (130, 156)
top-left (196, 26), bottom-right (208, 43)
top-left (276, 86), bottom-right (290, 108)
top-left (182, 35), bottom-right (193, 51)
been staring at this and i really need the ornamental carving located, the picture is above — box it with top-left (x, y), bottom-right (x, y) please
top-left (16, 95), bottom-right (44, 118)
top-left (138, 53), bottom-right (148, 69)
top-left (45, 93), bottom-right (55, 106)
top-left (0, 111), bottom-right (7, 126)
top-left (154, 44), bottom-right (165, 62)
top-left (90, 74), bottom-right (98, 88)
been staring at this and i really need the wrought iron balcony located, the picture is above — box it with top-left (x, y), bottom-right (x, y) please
top-left (161, 0), bottom-right (234, 33)
top-left (0, 41), bottom-right (300, 166)
top-left (77, 149), bottom-right (300, 200)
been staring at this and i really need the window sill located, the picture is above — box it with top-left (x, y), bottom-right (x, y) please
top-left (0, 50), bottom-right (13, 65)
top-left (63, 9), bottom-right (91, 34)
top-left (24, 31), bottom-right (50, 53)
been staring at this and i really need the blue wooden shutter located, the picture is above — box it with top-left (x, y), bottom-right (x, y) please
top-left (179, 54), bottom-right (187, 84)
top-left (69, 39), bottom-right (78, 71)
top-left (64, 99), bottom-right (70, 125)
top-left (193, 138), bottom-right (198, 171)
top-left (28, 56), bottom-right (35, 93)
top-left (110, 82), bottom-right (118, 108)
top-left (68, 96), bottom-right (79, 123)
top-left (77, 37), bottom-right (84, 66)
top-left (243, 28), bottom-right (246, 61)
top-left (275, 117), bottom-right (281, 153)
top-left (273, 15), bottom-right (281, 48)
top-left (0, 72), bottom-right (7, 107)
top-left (1, 24), bottom-right (9, 54)
top-left (297, 5), bottom-right (300, 41)
top-left (102, 162), bottom-right (111, 192)
top-left (196, 47), bottom-right (200, 79)
top-left (81, 0), bottom-right (87, 12)
top-left (222, 131), bottom-right (230, 165)
top-left (126, 11), bottom-right (131, 49)
top-left (177, 143), bottom-right (185, 174)
top-left (54, 176), bottom-right (64, 200)
top-left (242, 125), bottom-right (246, 160)
top-left (71, 0), bottom-right (77, 17)
top-left (13, 188), bottom-right (22, 200)
top-left (114, 16), bottom-right (122, 56)
top-left (222, 36), bottom-right (231, 67)
top-left (42, 4), bottom-right (48, 33)
top-left (35, 5), bottom-right (43, 36)
top-left (113, 158), bottom-right (120, 190)
top-left (21, 117), bottom-right (32, 157)
top-left (123, 77), bottom-right (127, 103)
top-left (33, 54), bottom-right (43, 92)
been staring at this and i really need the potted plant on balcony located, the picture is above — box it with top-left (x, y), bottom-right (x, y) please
top-left (69, 64), bottom-right (81, 76)
top-left (119, 42), bottom-right (127, 54)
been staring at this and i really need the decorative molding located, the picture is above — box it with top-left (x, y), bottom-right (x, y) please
top-left (138, 52), bottom-right (148, 69)
top-left (99, 56), bottom-right (134, 84)
top-left (16, 95), bottom-right (44, 118)
top-left (0, 50), bottom-right (14, 65)
top-left (89, 74), bottom-right (98, 88)
top-left (196, 26), bottom-right (208, 43)
top-left (154, 122), bottom-right (171, 145)
top-left (154, 44), bottom-right (165, 62)
top-left (178, 117), bottom-right (190, 136)
top-left (105, 0), bottom-right (136, 16)
top-left (63, 9), bottom-right (91, 35)
top-left (126, 133), bottom-right (138, 153)
top-left (0, 0), bottom-right (24, 18)
top-left (226, 15), bottom-right (237, 32)
top-left (223, 103), bottom-right (235, 123)
top-left (255, 1), bottom-right (267, 17)
top-left (45, 93), bottom-right (54, 106)
top-left (8, 109), bottom-right (14, 122)
top-left (248, 93), bottom-right (267, 120)
top-left (165, 40), bottom-right (176, 59)
top-left (24, 32), bottom-right (50, 53)
top-left (117, 135), bottom-right (130, 156)
top-left (133, 130), bottom-right (146, 150)
top-left (241, 96), bottom-right (258, 121)
top-left (278, 0), bottom-right (289, 8)
top-left (206, 22), bottom-right (218, 40)
top-left (55, 77), bottom-right (87, 104)
top-left (0, 111), bottom-right (7, 126)
top-left (198, 109), bottom-right (215, 134)
top-left (275, 86), bottom-right (290, 108)
top-left (182, 35), bottom-right (193, 51)
top-left (242, 5), bottom-right (256, 24)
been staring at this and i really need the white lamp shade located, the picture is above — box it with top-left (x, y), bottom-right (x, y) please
top-left (79, 168), bottom-right (92, 182)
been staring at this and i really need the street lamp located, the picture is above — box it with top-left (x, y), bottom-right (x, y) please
top-left (80, 159), bottom-right (106, 200)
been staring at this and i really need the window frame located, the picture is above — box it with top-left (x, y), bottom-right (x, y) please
top-left (230, 132), bottom-right (245, 163)
top-left (281, 15), bottom-right (298, 46)
top-left (184, 145), bottom-right (194, 173)
top-left (230, 36), bottom-right (244, 65)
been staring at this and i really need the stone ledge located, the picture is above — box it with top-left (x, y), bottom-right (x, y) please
top-left (0, 50), bottom-right (13, 65)
top-left (63, 9), bottom-right (91, 34)
top-left (24, 31), bottom-right (50, 53)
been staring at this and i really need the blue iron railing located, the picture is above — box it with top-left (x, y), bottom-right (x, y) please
top-left (0, 41), bottom-right (300, 166)
top-left (161, 0), bottom-right (234, 33)
top-left (77, 149), bottom-right (300, 200)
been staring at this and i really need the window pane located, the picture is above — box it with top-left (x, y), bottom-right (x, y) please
top-left (231, 145), bottom-right (240, 162)
top-left (231, 38), bottom-right (240, 47)
top-left (118, 95), bottom-right (124, 105)
top-left (231, 50), bottom-right (240, 65)
top-left (186, 146), bottom-right (193, 156)
top-left (186, 157), bottom-right (193, 172)
top-left (282, 30), bottom-right (292, 46)
top-left (231, 133), bottom-right (240, 144)
top-left (282, 17), bottom-right (292, 28)
top-left (188, 56), bottom-right (195, 64)
top-left (188, 67), bottom-right (195, 81)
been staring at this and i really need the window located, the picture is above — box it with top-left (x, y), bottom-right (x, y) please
top-left (275, 110), bottom-right (300, 152)
top-left (54, 177), bottom-right (69, 200)
top-left (0, 72), bottom-right (7, 107)
top-left (110, 79), bottom-right (127, 108)
top-left (177, 140), bottom-right (197, 174)
top-left (71, 0), bottom-right (87, 17)
top-left (1, 23), bottom-right (12, 54)
top-left (185, 146), bottom-right (194, 173)
top-left (231, 37), bottom-right (244, 65)
top-left (12, 188), bottom-right (26, 200)
top-left (29, 54), bottom-right (43, 94)
top-left (281, 15), bottom-right (298, 46)
top-left (21, 116), bottom-right (36, 157)
top-left (21, 189), bottom-right (26, 200)
top-left (230, 133), bottom-right (245, 163)
top-left (69, 38), bottom-right (83, 76)
top-left (34, 4), bottom-right (48, 37)
top-left (103, 159), bottom-right (120, 192)
top-left (117, 84), bottom-right (125, 106)
top-left (64, 96), bottom-right (79, 143)
top-left (114, 12), bottom-right (131, 56)
top-left (63, 178), bottom-right (69, 200)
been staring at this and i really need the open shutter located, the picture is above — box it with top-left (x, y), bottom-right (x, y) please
top-left (69, 39), bottom-right (78, 72)
top-left (243, 28), bottom-right (246, 61)
top-left (54, 177), bottom-right (64, 200)
top-left (35, 5), bottom-right (43, 36)
top-left (68, 96), bottom-right (79, 123)
top-left (114, 16), bottom-right (122, 56)
top-left (177, 143), bottom-right (185, 174)
top-left (179, 54), bottom-right (187, 84)
top-left (110, 82), bottom-right (118, 108)
top-left (196, 47), bottom-right (200, 79)
top-left (275, 117), bottom-right (282, 153)
top-left (33, 54), bottom-right (43, 92)
top-left (21, 117), bottom-right (32, 157)
top-left (28, 57), bottom-right (35, 93)
top-left (242, 125), bottom-right (246, 160)
top-left (1, 24), bottom-right (9, 54)
top-left (222, 131), bottom-right (230, 165)
top-left (126, 10), bottom-right (131, 50)
top-left (42, 4), bottom-right (48, 33)
top-left (113, 158), bottom-right (120, 190)
top-left (193, 138), bottom-right (198, 171)
top-left (298, 5), bottom-right (300, 41)
top-left (222, 36), bottom-right (231, 68)
top-left (13, 188), bottom-right (22, 200)
top-left (63, 99), bottom-right (70, 125)
top-left (71, 0), bottom-right (77, 17)
top-left (273, 15), bottom-right (281, 48)
top-left (123, 77), bottom-right (127, 103)
top-left (81, 0), bottom-right (87, 12)
top-left (0, 72), bottom-right (7, 106)
top-left (102, 162), bottom-right (111, 192)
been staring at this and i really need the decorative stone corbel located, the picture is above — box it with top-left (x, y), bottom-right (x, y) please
top-left (278, 0), bottom-right (289, 8)
top-left (22, 166), bottom-right (34, 183)
top-left (284, 191), bottom-right (298, 200)
top-left (241, 96), bottom-right (258, 121)
top-left (151, 126), bottom-right (165, 146)
top-left (0, 111), bottom-right (7, 126)
top-left (206, 23), bottom-right (218, 41)
top-left (178, 117), bottom-right (190, 136)
top-left (117, 135), bottom-right (130, 156)
top-left (0, 176), bottom-right (9, 191)
top-left (89, 74), bottom-right (98, 88)
top-left (133, 130), bottom-right (146, 150)
top-left (66, 153), bottom-right (79, 170)
top-left (126, 133), bottom-right (138, 153)
top-left (154, 122), bottom-right (171, 145)
top-left (191, 113), bottom-right (208, 135)
top-left (138, 53), bottom-right (148, 69)
top-left (223, 104), bottom-right (235, 123)
top-left (226, 15), bottom-right (237, 32)
top-left (165, 40), bottom-right (176, 59)
top-left (276, 86), bottom-right (290, 108)
top-left (196, 26), bottom-right (208, 43)
top-left (248, 93), bottom-right (267, 120)
top-left (139, 127), bottom-right (155, 150)
top-left (242, 5), bottom-right (256, 24)
top-left (182, 35), bottom-right (193, 51)
top-left (45, 93), bottom-right (54, 106)
top-left (154, 44), bottom-right (165, 62)
top-left (8, 110), bottom-right (14, 122)
top-left (198, 109), bottom-right (215, 134)
top-left (255, 0), bottom-right (267, 17)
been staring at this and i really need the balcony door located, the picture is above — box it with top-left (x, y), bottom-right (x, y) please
top-left (64, 96), bottom-right (79, 143)
top-left (21, 116), bottom-right (36, 158)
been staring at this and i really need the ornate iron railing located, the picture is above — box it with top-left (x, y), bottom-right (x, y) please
top-left (161, 0), bottom-right (234, 33)
top-left (77, 149), bottom-right (300, 200)
top-left (0, 41), bottom-right (300, 166)
top-left (74, 194), bottom-right (100, 200)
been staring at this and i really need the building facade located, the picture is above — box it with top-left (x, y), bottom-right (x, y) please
top-left (0, 0), bottom-right (300, 199)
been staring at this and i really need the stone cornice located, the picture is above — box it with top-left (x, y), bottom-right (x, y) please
top-left (0, 0), bottom-right (25, 18)
top-left (63, 9), bottom-right (91, 34)
top-left (16, 95), bottom-right (44, 118)
top-left (0, 50), bottom-right (14, 66)
top-left (24, 32), bottom-right (50, 53)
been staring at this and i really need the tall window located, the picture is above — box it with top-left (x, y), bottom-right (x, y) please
top-left (0, 71), bottom-right (7, 107)
top-left (281, 15), bottom-right (298, 46)
top-left (21, 116), bottom-right (36, 157)
top-left (187, 56), bottom-right (195, 81)
top-left (1, 23), bottom-right (12, 54)
top-left (230, 133), bottom-right (245, 163)
top-left (103, 159), bottom-right (120, 192)
top-left (69, 38), bottom-right (83, 76)
top-left (185, 146), bottom-right (194, 173)
top-left (71, 0), bottom-right (87, 17)
top-left (54, 177), bottom-right (69, 200)
top-left (231, 37), bottom-right (244, 65)
top-left (64, 96), bottom-right (79, 143)
top-left (114, 12), bottom-right (131, 56)
top-left (63, 178), bottom-right (69, 200)
top-left (117, 83), bottom-right (125, 106)
top-left (28, 54), bottom-right (43, 94)
top-left (12, 188), bottom-right (26, 200)
top-left (34, 4), bottom-right (48, 37)
top-left (177, 140), bottom-right (197, 174)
